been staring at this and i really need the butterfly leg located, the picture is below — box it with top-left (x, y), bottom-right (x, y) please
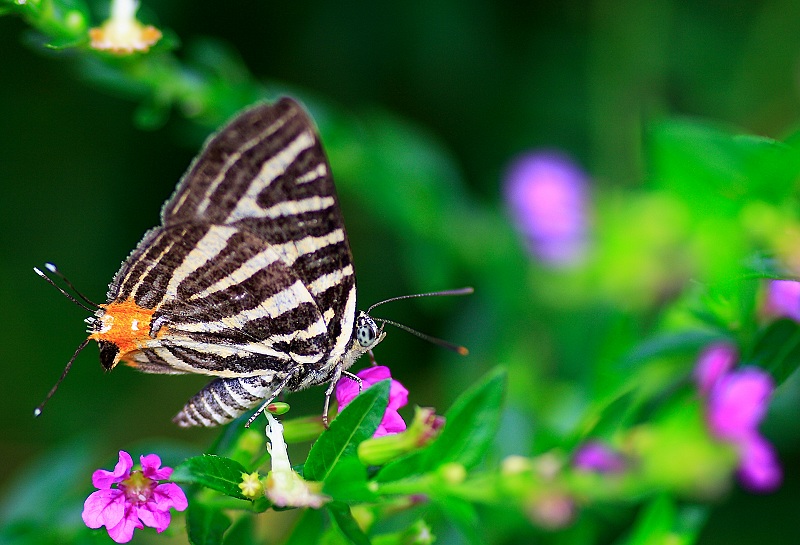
top-left (321, 367), bottom-right (363, 428)
top-left (244, 367), bottom-right (303, 428)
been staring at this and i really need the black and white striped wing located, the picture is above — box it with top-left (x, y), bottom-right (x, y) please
top-left (105, 98), bottom-right (358, 426)
top-left (161, 98), bottom-right (356, 352)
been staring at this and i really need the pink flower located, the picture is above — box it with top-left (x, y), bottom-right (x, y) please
top-left (707, 368), bottom-right (773, 442)
top-left (693, 342), bottom-right (737, 395)
top-left (336, 366), bottom-right (409, 437)
top-left (503, 151), bottom-right (589, 266)
top-left (573, 441), bottom-right (626, 474)
top-left (82, 451), bottom-right (188, 543)
top-left (764, 280), bottom-right (800, 321)
top-left (698, 361), bottom-right (782, 493)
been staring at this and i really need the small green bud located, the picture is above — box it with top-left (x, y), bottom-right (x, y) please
top-left (266, 401), bottom-right (290, 415)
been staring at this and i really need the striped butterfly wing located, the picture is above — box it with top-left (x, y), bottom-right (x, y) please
top-left (100, 98), bottom-right (358, 426)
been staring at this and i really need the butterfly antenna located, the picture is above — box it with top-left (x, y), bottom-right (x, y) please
top-left (42, 262), bottom-right (101, 308)
top-left (373, 317), bottom-right (469, 356)
top-left (368, 287), bottom-right (474, 314)
top-left (34, 265), bottom-right (99, 313)
top-left (34, 338), bottom-right (91, 418)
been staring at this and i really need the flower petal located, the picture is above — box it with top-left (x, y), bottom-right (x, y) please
top-left (151, 482), bottom-right (189, 512)
top-left (82, 489), bottom-right (126, 529)
top-left (765, 280), bottom-right (800, 322)
top-left (137, 503), bottom-right (172, 533)
top-left (357, 365), bottom-right (392, 385)
top-left (738, 434), bottom-right (782, 492)
top-left (335, 375), bottom-right (362, 407)
top-left (379, 409), bottom-right (407, 435)
top-left (708, 367), bottom-right (774, 440)
top-left (694, 343), bottom-right (737, 395)
top-left (105, 505), bottom-right (143, 544)
top-left (140, 454), bottom-right (172, 480)
top-left (92, 451), bottom-right (133, 489)
top-left (387, 379), bottom-right (409, 410)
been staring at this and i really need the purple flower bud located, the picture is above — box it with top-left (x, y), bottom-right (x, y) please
top-left (503, 151), bottom-right (589, 266)
top-left (694, 342), bottom-right (737, 395)
top-left (765, 280), bottom-right (800, 321)
top-left (572, 441), bottom-right (626, 474)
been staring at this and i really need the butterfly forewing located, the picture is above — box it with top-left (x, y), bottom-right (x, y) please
top-left (96, 98), bottom-right (360, 426)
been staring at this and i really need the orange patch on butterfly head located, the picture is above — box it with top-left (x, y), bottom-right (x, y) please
top-left (88, 298), bottom-right (161, 368)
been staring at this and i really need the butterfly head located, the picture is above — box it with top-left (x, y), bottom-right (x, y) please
top-left (354, 311), bottom-right (385, 351)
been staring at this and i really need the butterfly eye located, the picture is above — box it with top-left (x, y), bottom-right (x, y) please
top-left (356, 319), bottom-right (378, 348)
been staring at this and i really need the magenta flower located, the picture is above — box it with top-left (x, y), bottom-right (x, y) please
top-left (573, 441), bottom-right (626, 474)
top-left (738, 434), bottom-right (782, 492)
top-left (764, 280), bottom-right (800, 321)
top-left (693, 342), bottom-right (737, 395)
top-left (707, 368), bottom-right (773, 442)
top-left (503, 151), bottom-right (589, 266)
top-left (82, 451), bottom-right (188, 543)
top-left (698, 361), bottom-right (782, 493)
top-left (336, 366), bottom-right (409, 437)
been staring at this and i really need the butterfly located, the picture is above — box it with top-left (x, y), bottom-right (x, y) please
top-left (39, 98), bottom-right (386, 427)
top-left (36, 97), bottom-right (471, 428)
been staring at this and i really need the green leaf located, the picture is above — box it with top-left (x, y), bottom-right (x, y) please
top-left (437, 497), bottom-right (483, 545)
top-left (304, 380), bottom-right (390, 482)
top-left (327, 501), bottom-right (372, 545)
top-left (424, 367), bottom-right (505, 469)
top-left (620, 496), bottom-right (708, 545)
top-left (323, 457), bottom-right (377, 503)
top-left (222, 516), bottom-right (256, 545)
top-left (746, 318), bottom-right (800, 385)
top-left (621, 330), bottom-right (724, 369)
top-left (187, 503), bottom-right (231, 545)
top-left (284, 508), bottom-right (326, 545)
top-left (376, 368), bottom-right (506, 482)
top-left (172, 455), bottom-right (251, 500)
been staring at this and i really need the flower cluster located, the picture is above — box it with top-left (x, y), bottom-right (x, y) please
top-left (503, 151), bottom-right (589, 266)
top-left (694, 343), bottom-right (781, 492)
top-left (82, 451), bottom-right (187, 543)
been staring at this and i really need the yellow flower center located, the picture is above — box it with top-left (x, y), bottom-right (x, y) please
top-left (120, 471), bottom-right (154, 504)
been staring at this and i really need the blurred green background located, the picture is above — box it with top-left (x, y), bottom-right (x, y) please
top-left (3, 1), bottom-right (800, 543)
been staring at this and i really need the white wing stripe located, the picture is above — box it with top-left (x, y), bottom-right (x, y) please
top-left (294, 163), bottom-right (328, 184)
top-left (192, 114), bottom-right (291, 218)
top-left (161, 225), bottom-right (239, 302)
top-left (174, 280), bottom-right (315, 334)
top-left (225, 130), bottom-right (316, 223)
top-left (188, 246), bottom-right (281, 301)
top-left (309, 265), bottom-right (354, 296)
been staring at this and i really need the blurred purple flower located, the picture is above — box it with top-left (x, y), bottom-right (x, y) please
top-left (765, 280), bottom-right (800, 321)
top-left (336, 366), bottom-right (409, 437)
top-left (707, 367), bottom-right (773, 442)
top-left (503, 151), bottom-right (589, 265)
top-left (693, 342), bottom-right (737, 395)
top-left (573, 441), bottom-right (626, 473)
top-left (738, 434), bottom-right (782, 492)
top-left (82, 451), bottom-right (187, 543)
top-left (698, 361), bottom-right (782, 493)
